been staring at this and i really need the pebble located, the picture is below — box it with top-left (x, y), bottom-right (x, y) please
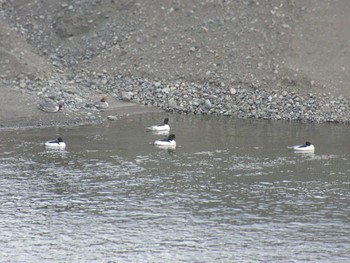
top-left (107, 115), bottom-right (118, 121)
top-left (204, 99), bottom-right (212, 109)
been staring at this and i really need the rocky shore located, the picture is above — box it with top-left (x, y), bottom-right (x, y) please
top-left (8, 71), bottom-right (350, 127)
top-left (1, 0), bottom-right (350, 128)
top-left (115, 76), bottom-right (350, 123)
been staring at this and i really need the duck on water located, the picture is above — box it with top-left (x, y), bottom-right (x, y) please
top-left (147, 118), bottom-right (170, 132)
top-left (154, 134), bottom-right (176, 148)
top-left (287, 141), bottom-right (315, 152)
top-left (44, 138), bottom-right (66, 150)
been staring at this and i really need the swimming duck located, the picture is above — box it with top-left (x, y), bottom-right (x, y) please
top-left (39, 100), bottom-right (63, 113)
top-left (154, 134), bottom-right (176, 148)
top-left (287, 141), bottom-right (315, 152)
top-left (147, 118), bottom-right (170, 132)
top-left (44, 137), bottom-right (66, 150)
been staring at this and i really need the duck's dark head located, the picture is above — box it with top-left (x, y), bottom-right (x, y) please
top-left (168, 134), bottom-right (176, 140)
top-left (57, 137), bottom-right (64, 143)
top-left (305, 141), bottom-right (311, 146)
top-left (57, 100), bottom-right (64, 110)
top-left (164, 118), bottom-right (169, 124)
top-left (101, 96), bottom-right (108, 102)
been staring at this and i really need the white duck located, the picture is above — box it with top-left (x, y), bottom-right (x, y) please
top-left (147, 118), bottom-right (170, 132)
top-left (154, 134), bottom-right (176, 148)
top-left (287, 141), bottom-right (315, 152)
top-left (44, 137), bottom-right (66, 150)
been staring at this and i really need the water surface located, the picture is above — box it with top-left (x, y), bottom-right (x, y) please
top-left (1, 113), bottom-right (349, 262)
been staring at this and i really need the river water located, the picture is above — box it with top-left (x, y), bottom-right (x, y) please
top-left (0, 113), bottom-right (349, 262)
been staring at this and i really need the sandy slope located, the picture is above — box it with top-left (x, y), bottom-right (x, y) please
top-left (1, 0), bottom-right (349, 128)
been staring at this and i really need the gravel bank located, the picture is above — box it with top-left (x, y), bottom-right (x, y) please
top-left (1, 0), bottom-right (350, 127)
top-left (10, 72), bottom-right (350, 126)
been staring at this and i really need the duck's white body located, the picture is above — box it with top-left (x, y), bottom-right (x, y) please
top-left (151, 130), bottom-right (170, 136)
top-left (154, 134), bottom-right (176, 148)
top-left (45, 138), bottom-right (66, 150)
top-left (147, 118), bottom-right (170, 132)
top-left (149, 124), bottom-right (170, 132)
top-left (154, 139), bottom-right (176, 147)
top-left (288, 142), bottom-right (315, 152)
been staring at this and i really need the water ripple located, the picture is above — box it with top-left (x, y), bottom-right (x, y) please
top-left (1, 119), bottom-right (350, 262)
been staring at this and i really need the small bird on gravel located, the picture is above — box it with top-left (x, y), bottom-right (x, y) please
top-left (38, 100), bottom-right (63, 113)
top-left (86, 96), bottom-right (109, 109)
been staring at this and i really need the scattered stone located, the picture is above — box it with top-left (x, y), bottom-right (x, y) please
top-left (121, 91), bottom-right (133, 102)
top-left (230, 88), bottom-right (237, 95)
top-left (107, 115), bottom-right (118, 121)
top-left (168, 97), bottom-right (177, 108)
top-left (204, 99), bottom-right (212, 109)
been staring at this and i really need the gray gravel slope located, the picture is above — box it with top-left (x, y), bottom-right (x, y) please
top-left (1, 0), bottom-right (350, 127)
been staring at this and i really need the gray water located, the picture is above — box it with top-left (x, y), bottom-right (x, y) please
top-left (1, 113), bottom-right (349, 262)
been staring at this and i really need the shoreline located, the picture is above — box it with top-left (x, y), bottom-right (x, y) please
top-left (1, 77), bottom-right (349, 132)
top-left (0, 88), bottom-right (163, 131)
